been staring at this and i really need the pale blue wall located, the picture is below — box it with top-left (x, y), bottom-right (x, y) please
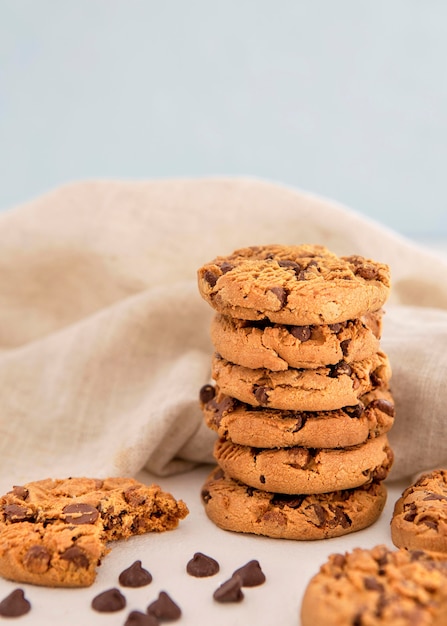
top-left (1, 1), bottom-right (446, 237)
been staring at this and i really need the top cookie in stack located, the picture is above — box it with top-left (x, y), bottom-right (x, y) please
top-left (197, 244), bottom-right (394, 540)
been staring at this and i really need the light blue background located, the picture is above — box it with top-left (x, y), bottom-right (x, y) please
top-left (1, 1), bottom-right (446, 237)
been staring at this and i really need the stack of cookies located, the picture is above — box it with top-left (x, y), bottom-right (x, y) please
top-left (197, 244), bottom-right (395, 540)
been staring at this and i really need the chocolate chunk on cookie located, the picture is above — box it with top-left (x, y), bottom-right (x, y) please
top-left (211, 351), bottom-right (391, 411)
top-left (201, 385), bottom-right (394, 449)
top-left (301, 544), bottom-right (447, 626)
top-left (210, 310), bottom-right (382, 371)
top-left (214, 434), bottom-right (393, 494)
top-left (201, 467), bottom-right (387, 540)
top-left (0, 477), bottom-right (188, 587)
top-left (391, 469), bottom-right (447, 555)
top-left (198, 244), bottom-right (390, 325)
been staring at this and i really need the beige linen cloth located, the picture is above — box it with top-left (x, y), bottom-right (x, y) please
top-left (1, 178), bottom-right (446, 485)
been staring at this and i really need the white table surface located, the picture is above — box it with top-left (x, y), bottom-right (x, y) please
top-left (0, 465), bottom-right (408, 626)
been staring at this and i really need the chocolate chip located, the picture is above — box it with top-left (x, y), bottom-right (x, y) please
top-left (201, 489), bottom-right (211, 504)
top-left (213, 576), bottom-right (244, 603)
top-left (124, 611), bottom-right (158, 626)
top-left (91, 588), bottom-right (126, 612)
top-left (62, 503), bottom-right (99, 525)
top-left (219, 262), bottom-right (234, 274)
top-left (423, 492), bottom-right (447, 501)
top-left (0, 589), bottom-right (31, 617)
top-left (233, 560), bottom-right (266, 586)
top-left (270, 494), bottom-right (304, 509)
top-left (186, 552), bottom-right (220, 577)
top-left (292, 413), bottom-right (307, 432)
top-left (419, 516), bottom-right (438, 530)
top-left (370, 369), bottom-right (383, 387)
top-left (259, 475), bottom-right (266, 484)
top-left (3, 504), bottom-right (32, 522)
top-left (345, 403), bottom-right (364, 419)
top-left (23, 545), bottom-right (51, 573)
top-left (147, 591), bottom-right (181, 620)
top-left (199, 384), bottom-right (215, 404)
top-left (10, 485), bottom-right (29, 500)
top-left (253, 385), bottom-right (270, 405)
top-left (328, 323), bottom-right (343, 334)
top-left (368, 399), bottom-right (395, 417)
top-left (123, 486), bottom-right (146, 506)
top-left (312, 504), bottom-right (328, 526)
top-left (354, 265), bottom-right (379, 280)
top-left (269, 287), bottom-right (288, 307)
top-left (329, 361), bottom-right (352, 378)
top-left (204, 269), bottom-right (218, 287)
top-left (119, 560), bottom-right (152, 587)
top-left (60, 545), bottom-right (90, 569)
top-left (333, 507), bottom-right (352, 529)
top-left (290, 325), bottom-right (312, 342)
top-left (340, 339), bottom-right (351, 356)
top-left (208, 395), bottom-right (238, 426)
top-left (278, 260), bottom-right (301, 270)
top-left (364, 576), bottom-right (384, 592)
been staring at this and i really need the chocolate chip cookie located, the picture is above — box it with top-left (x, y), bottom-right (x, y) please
top-left (201, 384), bottom-right (394, 449)
top-left (211, 350), bottom-right (391, 411)
top-left (391, 469), bottom-right (447, 555)
top-left (198, 244), bottom-right (390, 325)
top-left (214, 434), bottom-right (393, 495)
top-left (210, 310), bottom-right (382, 371)
top-left (301, 544), bottom-right (447, 626)
top-left (201, 467), bottom-right (387, 540)
top-left (0, 477), bottom-right (188, 587)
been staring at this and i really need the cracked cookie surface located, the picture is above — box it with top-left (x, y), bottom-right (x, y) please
top-left (210, 310), bottom-right (382, 371)
top-left (214, 434), bottom-right (393, 494)
top-left (201, 467), bottom-right (387, 540)
top-left (201, 384), bottom-right (395, 449)
top-left (391, 469), bottom-right (447, 555)
top-left (211, 350), bottom-right (391, 412)
top-left (0, 477), bottom-right (188, 587)
top-left (301, 544), bottom-right (447, 626)
top-left (198, 244), bottom-right (390, 325)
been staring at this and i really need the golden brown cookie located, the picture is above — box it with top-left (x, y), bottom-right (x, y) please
top-left (214, 434), bottom-right (393, 495)
top-left (197, 244), bottom-right (390, 326)
top-left (391, 469), bottom-right (447, 555)
top-left (201, 467), bottom-right (387, 540)
top-left (301, 544), bottom-right (447, 626)
top-left (210, 310), bottom-right (382, 371)
top-left (211, 350), bottom-right (391, 411)
top-left (200, 384), bottom-right (395, 449)
top-left (0, 477), bottom-right (188, 587)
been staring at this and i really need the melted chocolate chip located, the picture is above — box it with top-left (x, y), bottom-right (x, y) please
top-left (91, 588), bottom-right (126, 613)
top-left (328, 323), bottom-right (343, 334)
top-left (199, 384), bottom-right (215, 404)
top-left (124, 611), bottom-right (158, 626)
top-left (333, 506), bottom-right (352, 529)
top-left (186, 552), bottom-right (220, 577)
top-left (344, 403), bottom-right (364, 419)
top-left (63, 503), bottom-right (99, 525)
top-left (292, 413), bottom-right (307, 432)
top-left (0, 589), bottom-right (31, 617)
top-left (119, 560), bottom-right (152, 587)
top-left (60, 545), bottom-right (90, 569)
top-left (368, 399), bottom-right (395, 417)
top-left (23, 545), bottom-right (51, 573)
top-left (123, 486), bottom-right (146, 506)
top-left (312, 504), bottom-right (328, 526)
top-left (3, 504), bottom-right (32, 522)
top-left (340, 339), bottom-right (351, 356)
top-left (253, 385), bottom-right (270, 405)
top-left (271, 494), bottom-right (304, 509)
top-left (232, 560), bottom-right (266, 586)
top-left (147, 591), bottom-right (181, 620)
top-left (213, 576), bottom-right (244, 603)
top-left (269, 287), bottom-right (288, 307)
top-left (423, 492), bottom-right (447, 501)
top-left (290, 325), bottom-right (312, 342)
top-left (329, 360), bottom-right (352, 378)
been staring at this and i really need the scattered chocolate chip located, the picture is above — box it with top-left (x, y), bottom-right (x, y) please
top-left (147, 591), bottom-right (181, 620)
top-left (186, 552), bottom-right (220, 577)
top-left (119, 560), bottom-right (152, 587)
top-left (232, 560), bottom-right (266, 586)
top-left (213, 576), bottom-right (244, 603)
top-left (0, 589), bottom-right (31, 617)
top-left (91, 588), bottom-right (126, 613)
top-left (199, 384), bottom-right (216, 404)
top-left (3, 504), bottom-right (32, 522)
top-left (204, 269), bottom-right (218, 288)
top-left (10, 486), bottom-right (29, 500)
top-left (368, 399), bottom-right (395, 417)
top-left (23, 545), bottom-right (51, 573)
top-left (63, 503), bottom-right (99, 525)
top-left (329, 361), bottom-right (352, 378)
top-left (253, 385), bottom-right (270, 405)
top-left (290, 325), bottom-right (312, 342)
top-left (124, 610), bottom-right (158, 626)
top-left (60, 545), bottom-right (90, 569)
top-left (269, 287), bottom-right (288, 307)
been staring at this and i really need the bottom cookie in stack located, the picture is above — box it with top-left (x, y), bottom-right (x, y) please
top-left (201, 467), bottom-right (388, 541)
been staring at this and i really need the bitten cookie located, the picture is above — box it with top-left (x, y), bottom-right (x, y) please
top-left (391, 469), bottom-right (447, 555)
top-left (211, 350), bottom-right (391, 411)
top-left (214, 434), bottom-right (393, 495)
top-left (301, 545), bottom-right (447, 626)
top-left (210, 310), bottom-right (382, 371)
top-left (197, 244), bottom-right (390, 325)
top-left (0, 477), bottom-right (188, 587)
top-left (201, 467), bottom-right (387, 540)
top-left (201, 384), bottom-right (395, 449)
